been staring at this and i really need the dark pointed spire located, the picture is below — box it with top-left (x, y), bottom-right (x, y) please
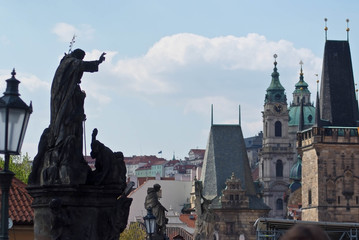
top-left (320, 40), bottom-right (359, 126)
top-left (299, 97), bottom-right (304, 131)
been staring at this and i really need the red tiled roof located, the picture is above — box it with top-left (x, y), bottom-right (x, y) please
top-left (0, 177), bottom-right (34, 225)
top-left (179, 214), bottom-right (196, 228)
top-left (188, 149), bottom-right (205, 156)
top-left (165, 160), bottom-right (180, 167)
top-left (124, 155), bottom-right (167, 165)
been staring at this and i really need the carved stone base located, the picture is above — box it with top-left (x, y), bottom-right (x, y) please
top-left (27, 185), bottom-right (131, 240)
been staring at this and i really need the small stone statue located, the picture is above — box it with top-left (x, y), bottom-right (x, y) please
top-left (88, 128), bottom-right (127, 191)
top-left (144, 184), bottom-right (168, 237)
top-left (193, 180), bottom-right (217, 240)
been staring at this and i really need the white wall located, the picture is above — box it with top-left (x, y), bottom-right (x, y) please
top-left (127, 179), bottom-right (192, 224)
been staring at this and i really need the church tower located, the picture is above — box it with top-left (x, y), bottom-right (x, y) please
top-left (259, 55), bottom-right (295, 218)
top-left (288, 62), bottom-right (316, 159)
top-left (298, 33), bottom-right (359, 222)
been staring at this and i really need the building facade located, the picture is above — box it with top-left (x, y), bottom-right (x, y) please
top-left (259, 56), bottom-right (295, 218)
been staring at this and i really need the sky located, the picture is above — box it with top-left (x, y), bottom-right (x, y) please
top-left (1, 1), bottom-right (359, 160)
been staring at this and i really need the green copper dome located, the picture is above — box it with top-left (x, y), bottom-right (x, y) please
top-left (289, 62), bottom-right (315, 127)
top-left (290, 155), bottom-right (302, 181)
top-left (265, 56), bottom-right (286, 103)
top-left (288, 105), bottom-right (315, 126)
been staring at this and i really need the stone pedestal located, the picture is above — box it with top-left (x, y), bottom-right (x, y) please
top-left (27, 185), bottom-right (132, 240)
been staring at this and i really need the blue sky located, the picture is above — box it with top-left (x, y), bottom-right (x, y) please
top-left (1, 1), bottom-right (358, 160)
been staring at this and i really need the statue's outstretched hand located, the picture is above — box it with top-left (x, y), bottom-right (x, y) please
top-left (99, 52), bottom-right (106, 63)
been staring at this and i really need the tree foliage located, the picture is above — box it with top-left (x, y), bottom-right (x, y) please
top-left (0, 153), bottom-right (32, 183)
top-left (120, 222), bottom-right (146, 240)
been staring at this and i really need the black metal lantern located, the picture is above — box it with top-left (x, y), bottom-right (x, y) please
top-left (0, 69), bottom-right (32, 157)
top-left (143, 208), bottom-right (156, 239)
top-left (0, 69), bottom-right (32, 240)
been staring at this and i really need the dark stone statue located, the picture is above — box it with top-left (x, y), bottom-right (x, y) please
top-left (87, 128), bottom-right (127, 190)
top-left (29, 49), bottom-right (106, 186)
top-left (144, 184), bottom-right (168, 238)
top-left (27, 48), bottom-right (133, 240)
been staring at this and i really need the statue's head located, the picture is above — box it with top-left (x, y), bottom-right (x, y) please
top-left (72, 49), bottom-right (86, 60)
top-left (154, 184), bottom-right (161, 191)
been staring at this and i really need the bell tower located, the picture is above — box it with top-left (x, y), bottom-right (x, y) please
top-left (259, 54), bottom-right (295, 218)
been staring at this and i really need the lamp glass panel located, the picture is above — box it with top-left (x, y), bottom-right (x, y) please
top-left (145, 219), bottom-right (150, 233)
top-left (0, 108), bottom-right (6, 151)
top-left (149, 218), bottom-right (156, 234)
top-left (7, 108), bottom-right (25, 153)
top-left (17, 111), bottom-right (30, 153)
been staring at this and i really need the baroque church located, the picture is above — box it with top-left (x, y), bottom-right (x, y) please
top-left (258, 55), bottom-right (315, 218)
top-left (194, 23), bottom-right (359, 239)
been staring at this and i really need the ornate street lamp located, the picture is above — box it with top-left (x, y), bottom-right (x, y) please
top-left (0, 69), bottom-right (32, 240)
top-left (143, 208), bottom-right (156, 240)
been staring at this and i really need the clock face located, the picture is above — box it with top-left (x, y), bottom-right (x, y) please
top-left (274, 104), bottom-right (282, 113)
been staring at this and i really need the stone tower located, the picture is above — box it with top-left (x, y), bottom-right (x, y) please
top-left (259, 55), bottom-right (295, 218)
top-left (298, 39), bottom-right (359, 222)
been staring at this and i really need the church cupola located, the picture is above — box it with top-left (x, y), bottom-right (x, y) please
top-left (292, 61), bottom-right (310, 106)
top-left (288, 62), bottom-right (315, 129)
top-left (265, 54), bottom-right (286, 104)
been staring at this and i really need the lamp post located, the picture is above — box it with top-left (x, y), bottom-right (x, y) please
top-left (143, 208), bottom-right (156, 240)
top-left (0, 69), bottom-right (32, 240)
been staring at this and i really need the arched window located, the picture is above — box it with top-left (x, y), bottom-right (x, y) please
top-left (276, 198), bottom-right (283, 210)
top-left (275, 121), bottom-right (282, 137)
top-left (276, 160), bottom-right (283, 177)
top-left (265, 122), bottom-right (268, 137)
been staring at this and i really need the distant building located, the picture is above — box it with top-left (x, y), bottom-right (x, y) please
top-left (186, 149), bottom-right (205, 165)
top-left (244, 131), bottom-right (263, 168)
top-left (164, 159), bottom-right (180, 177)
top-left (124, 155), bottom-right (167, 177)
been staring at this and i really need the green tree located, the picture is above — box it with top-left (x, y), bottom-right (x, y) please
top-left (0, 153), bottom-right (32, 183)
top-left (120, 222), bottom-right (146, 240)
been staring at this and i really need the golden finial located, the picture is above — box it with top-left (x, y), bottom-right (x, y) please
top-left (315, 74), bottom-right (319, 92)
top-left (299, 60), bottom-right (304, 76)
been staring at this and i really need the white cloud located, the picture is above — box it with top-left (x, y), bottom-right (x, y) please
top-left (52, 23), bottom-right (95, 43)
top-left (101, 33), bottom-right (322, 96)
top-left (0, 70), bottom-right (49, 92)
top-left (20, 74), bottom-right (50, 91)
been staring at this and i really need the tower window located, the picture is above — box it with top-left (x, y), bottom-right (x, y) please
top-left (276, 160), bottom-right (283, 177)
top-left (308, 115), bottom-right (313, 123)
top-left (276, 198), bottom-right (283, 210)
top-left (308, 190), bottom-right (312, 205)
top-left (356, 196), bottom-right (358, 204)
top-left (338, 196), bottom-right (341, 204)
top-left (275, 94), bottom-right (281, 100)
top-left (275, 121), bottom-right (282, 137)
